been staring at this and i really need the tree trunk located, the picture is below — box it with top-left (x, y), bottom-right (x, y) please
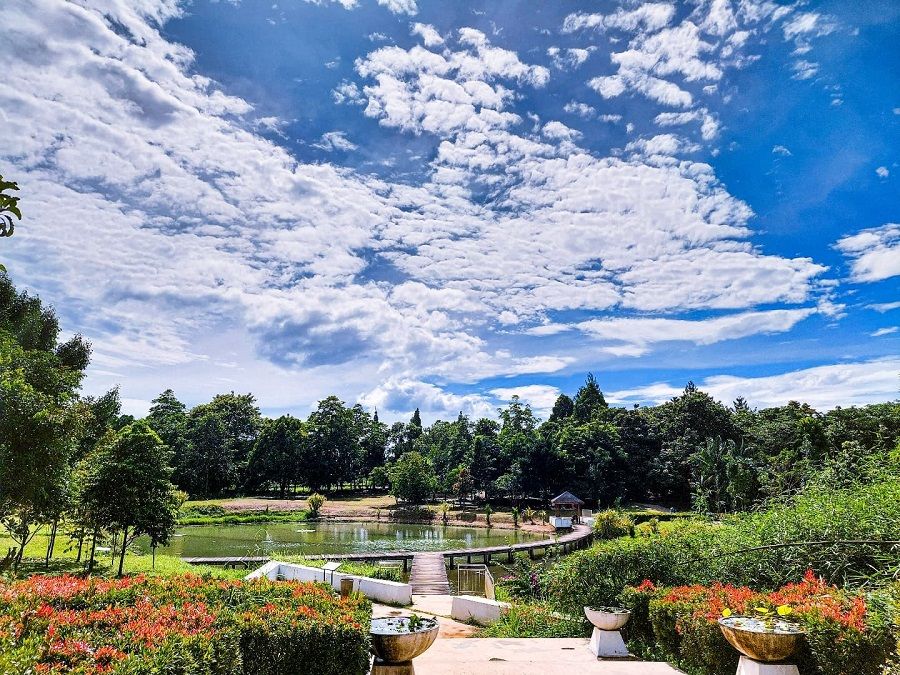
top-left (117, 526), bottom-right (129, 577)
top-left (87, 529), bottom-right (98, 573)
top-left (45, 520), bottom-right (58, 567)
top-left (76, 530), bottom-right (84, 563)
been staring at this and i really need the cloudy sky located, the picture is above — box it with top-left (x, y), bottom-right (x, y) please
top-left (0, 0), bottom-right (897, 421)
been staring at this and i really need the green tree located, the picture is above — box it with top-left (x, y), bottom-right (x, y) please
top-left (80, 421), bottom-right (182, 576)
top-left (180, 393), bottom-right (262, 497)
top-left (305, 396), bottom-right (354, 491)
top-left (549, 394), bottom-right (575, 422)
top-left (246, 415), bottom-right (306, 497)
top-left (0, 272), bottom-right (90, 568)
top-left (649, 383), bottom-right (738, 505)
top-left (389, 451), bottom-right (436, 504)
top-left (573, 373), bottom-right (608, 422)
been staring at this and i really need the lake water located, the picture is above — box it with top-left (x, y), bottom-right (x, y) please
top-left (138, 521), bottom-right (543, 558)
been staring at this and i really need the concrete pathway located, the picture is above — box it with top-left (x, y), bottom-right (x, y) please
top-left (413, 638), bottom-right (684, 674)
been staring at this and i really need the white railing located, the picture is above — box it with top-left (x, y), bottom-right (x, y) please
top-left (457, 563), bottom-right (495, 600)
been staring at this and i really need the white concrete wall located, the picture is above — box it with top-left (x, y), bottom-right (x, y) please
top-left (246, 561), bottom-right (413, 606)
top-left (451, 595), bottom-right (510, 626)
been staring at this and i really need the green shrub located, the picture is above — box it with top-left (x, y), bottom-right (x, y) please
top-left (546, 479), bottom-right (900, 613)
top-left (478, 602), bottom-right (584, 638)
top-left (593, 509), bottom-right (633, 539)
top-left (307, 492), bottom-right (326, 516)
top-left (618, 576), bottom-right (898, 675)
top-left (0, 574), bottom-right (372, 675)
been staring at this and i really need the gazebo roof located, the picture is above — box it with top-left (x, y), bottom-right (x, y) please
top-left (550, 491), bottom-right (584, 506)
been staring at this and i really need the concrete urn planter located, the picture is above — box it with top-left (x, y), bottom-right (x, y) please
top-left (718, 617), bottom-right (804, 675)
top-left (370, 617), bottom-right (439, 674)
top-left (584, 606), bottom-right (631, 631)
top-left (584, 607), bottom-right (631, 658)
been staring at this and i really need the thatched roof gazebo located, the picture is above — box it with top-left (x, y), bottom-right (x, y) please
top-left (550, 491), bottom-right (584, 527)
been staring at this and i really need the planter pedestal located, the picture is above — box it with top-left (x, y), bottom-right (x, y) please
top-left (371, 657), bottom-right (415, 675)
top-left (588, 628), bottom-right (629, 658)
top-left (736, 656), bottom-right (799, 675)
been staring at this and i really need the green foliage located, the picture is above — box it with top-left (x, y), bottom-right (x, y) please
top-left (307, 492), bottom-right (326, 516)
top-left (593, 509), bottom-right (635, 540)
top-left (77, 421), bottom-right (183, 575)
top-left (545, 478), bottom-right (900, 613)
top-left (389, 451), bottom-right (436, 504)
top-left (620, 577), bottom-right (899, 675)
top-left (0, 175), bottom-right (21, 239)
top-left (246, 415), bottom-right (306, 497)
top-left (0, 272), bottom-right (91, 567)
top-left (0, 574), bottom-right (372, 675)
top-left (478, 602), bottom-right (584, 638)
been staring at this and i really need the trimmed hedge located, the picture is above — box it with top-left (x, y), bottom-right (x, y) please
top-left (545, 478), bottom-right (900, 612)
top-left (619, 574), bottom-right (898, 675)
top-left (0, 574), bottom-right (371, 675)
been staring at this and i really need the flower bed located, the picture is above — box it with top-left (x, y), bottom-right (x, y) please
top-left (0, 574), bottom-right (371, 675)
top-left (619, 572), bottom-right (897, 675)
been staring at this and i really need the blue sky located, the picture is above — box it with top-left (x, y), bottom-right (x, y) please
top-left (0, 0), bottom-right (897, 421)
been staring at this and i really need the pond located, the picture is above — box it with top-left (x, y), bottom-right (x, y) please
top-left (137, 521), bottom-right (544, 558)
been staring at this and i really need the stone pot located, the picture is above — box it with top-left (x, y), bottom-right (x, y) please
top-left (584, 606), bottom-right (631, 631)
top-left (370, 617), bottom-right (440, 664)
top-left (718, 617), bottom-right (804, 662)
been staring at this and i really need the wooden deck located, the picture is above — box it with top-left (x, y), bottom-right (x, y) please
top-left (409, 552), bottom-right (451, 595)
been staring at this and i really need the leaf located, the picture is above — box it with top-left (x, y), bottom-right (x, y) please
top-left (722, 608), bottom-right (732, 618)
top-left (776, 605), bottom-right (793, 616)
top-left (754, 606), bottom-right (771, 615)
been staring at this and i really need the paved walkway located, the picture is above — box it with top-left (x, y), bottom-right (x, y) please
top-left (412, 638), bottom-right (684, 674)
top-left (410, 552), bottom-right (451, 594)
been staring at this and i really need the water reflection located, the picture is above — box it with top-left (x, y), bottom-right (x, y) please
top-left (138, 521), bottom-right (542, 558)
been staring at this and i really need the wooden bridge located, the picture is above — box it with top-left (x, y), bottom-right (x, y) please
top-left (409, 552), bottom-right (451, 594)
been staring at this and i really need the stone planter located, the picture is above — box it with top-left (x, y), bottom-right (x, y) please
top-left (370, 617), bottom-right (439, 675)
top-left (584, 606), bottom-right (631, 658)
top-left (718, 617), bottom-right (804, 675)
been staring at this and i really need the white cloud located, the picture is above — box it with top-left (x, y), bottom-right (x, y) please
top-left (490, 384), bottom-right (561, 419)
top-left (869, 301), bottom-right (900, 313)
top-left (313, 131), bottom-right (358, 151)
top-left (836, 224), bottom-right (900, 282)
top-left (377, 0), bottom-right (417, 15)
top-left (411, 22), bottom-right (443, 47)
top-left (359, 377), bottom-right (494, 422)
top-left (876, 166), bottom-right (890, 178)
top-left (563, 3), bottom-right (676, 34)
top-left (547, 46), bottom-right (593, 70)
top-left (871, 327), bottom-right (898, 337)
top-left (608, 358), bottom-right (900, 410)
top-left (772, 145), bottom-right (792, 156)
top-left (563, 101), bottom-right (596, 118)
top-left (572, 308), bottom-right (817, 356)
top-left (542, 121), bottom-right (581, 141)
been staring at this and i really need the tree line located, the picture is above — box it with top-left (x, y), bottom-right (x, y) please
top-left (1, 269), bottom-right (899, 571)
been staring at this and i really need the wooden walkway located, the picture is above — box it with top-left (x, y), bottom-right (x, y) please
top-left (409, 552), bottom-right (451, 595)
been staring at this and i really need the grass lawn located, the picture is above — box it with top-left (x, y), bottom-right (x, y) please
top-left (0, 530), bottom-right (247, 579)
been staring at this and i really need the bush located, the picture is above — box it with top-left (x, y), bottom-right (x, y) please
top-left (545, 479), bottom-right (900, 612)
top-left (593, 509), bottom-right (635, 539)
top-left (0, 574), bottom-right (371, 675)
top-left (478, 602), bottom-right (584, 638)
top-left (307, 492), bottom-right (326, 516)
top-left (619, 574), bottom-right (898, 675)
